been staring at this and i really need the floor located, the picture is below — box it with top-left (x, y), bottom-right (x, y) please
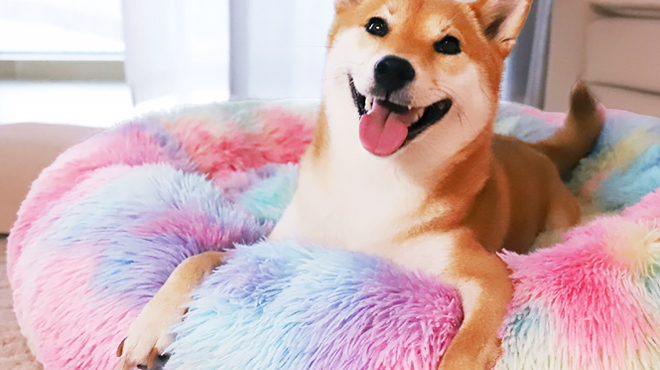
top-left (0, 237), bottom-right (42, 370)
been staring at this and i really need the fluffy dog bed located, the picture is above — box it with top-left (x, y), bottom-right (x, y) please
top-left (7, 101), bottom-right (660, 370)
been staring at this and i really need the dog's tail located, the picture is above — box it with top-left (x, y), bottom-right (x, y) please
top-left (532, 81), bottom-right (604, 176)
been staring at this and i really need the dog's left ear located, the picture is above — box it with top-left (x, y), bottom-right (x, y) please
top-left (470, 0), bottom-right (532, 56)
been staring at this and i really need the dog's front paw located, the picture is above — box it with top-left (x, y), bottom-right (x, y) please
top-left (116, 298), bottom-right (185, 370)
top-left (438, 338), bottom-right (501, 370)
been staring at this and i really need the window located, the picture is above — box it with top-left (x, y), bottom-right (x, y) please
top-left (0, 0), bottom-right (124, 60)
top-left (0, 0), bottom-right (133, 127)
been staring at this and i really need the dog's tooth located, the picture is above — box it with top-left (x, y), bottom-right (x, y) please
top-left (414, 108), bottom-right (424, 120)
top-left (408, 105), bottom-right (412, 110)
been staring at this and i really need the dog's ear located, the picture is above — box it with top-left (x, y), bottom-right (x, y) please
top-left (335, 0), bottom-right (363, 12)
top-left (470, 0), bottom-right (532, 56)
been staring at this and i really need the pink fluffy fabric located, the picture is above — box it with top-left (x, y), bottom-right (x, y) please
top-left (7, 100), bottom-right (660, 370)
top-left (498, 190), bottom-right (660, 369)
top-left (7, 104), bottom-right (315, 369)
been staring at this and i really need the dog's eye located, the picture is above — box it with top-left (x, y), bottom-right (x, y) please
top-left (365, 17), bottom-right (389, 37)
top-left (434, 36), bottom-right (461, 55)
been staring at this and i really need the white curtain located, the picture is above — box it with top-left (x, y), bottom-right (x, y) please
top-left (122, 0), bottom-right (231, 109)
top-left (123, 0), bottom-right (551, 108)
top-left (122, 0), bottom-right (334, 109)
top-left (229, 0), bottom-right (335, 100)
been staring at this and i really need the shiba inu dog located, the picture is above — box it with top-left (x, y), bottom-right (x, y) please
top-left (117, 0), bottom-right (603, 368)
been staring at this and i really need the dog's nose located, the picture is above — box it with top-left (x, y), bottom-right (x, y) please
top-left (374, 56), bottom-right (415, 93)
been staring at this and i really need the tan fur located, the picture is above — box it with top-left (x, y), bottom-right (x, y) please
top-left (116, 252), bottom-right (226, 370)
top-left (117, 0), bottom-right (603, 369)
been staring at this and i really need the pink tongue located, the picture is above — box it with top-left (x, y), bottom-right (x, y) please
top-left (359, 101), bottom-right (417, 156)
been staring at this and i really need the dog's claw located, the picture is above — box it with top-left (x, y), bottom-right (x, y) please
top-left (117, 338), bottom-right (125, 357)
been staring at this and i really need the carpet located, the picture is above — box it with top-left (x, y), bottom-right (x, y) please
top-left (0, 237), bottom-right (41, 370)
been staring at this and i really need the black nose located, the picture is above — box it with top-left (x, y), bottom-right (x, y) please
top-left (374, 56), bottom-right (415, 93)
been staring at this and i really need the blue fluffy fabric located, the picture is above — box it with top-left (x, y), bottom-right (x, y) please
top-left (167, 241), bottom-right (463, 370)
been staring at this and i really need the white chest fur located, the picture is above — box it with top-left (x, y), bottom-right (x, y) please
top-left (272, 150), bottom-right (423, 253)
top-left (270, 157), bottom-right (458, 278)
top-left (270, 82), bottom-right (429, 255)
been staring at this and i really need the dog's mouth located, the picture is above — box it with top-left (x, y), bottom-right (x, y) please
top-left (349, 76), bottom-right (452, 156)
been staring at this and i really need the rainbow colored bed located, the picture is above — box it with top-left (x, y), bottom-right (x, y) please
top-left (7, 100), bottom-right (660, 370)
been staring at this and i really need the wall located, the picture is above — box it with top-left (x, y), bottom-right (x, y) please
top-left (122, 0), bottom-right (232, 105)
top-left (123, 0), bottom-right (334, 106)
top-left (230, 0), bottom-right (335, 100)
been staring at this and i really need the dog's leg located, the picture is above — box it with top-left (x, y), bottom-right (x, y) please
top-left (116, 251), bottom-right (226, 370)
top-left (533, 183), bottom-right (582, 248)
top-left (437, 236), bottom-right (513, 370)
top-left (546, 183), bottom-right (581, 231)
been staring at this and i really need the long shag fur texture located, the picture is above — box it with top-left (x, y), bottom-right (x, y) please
top-left (7, 101), bottom-right (660, 370)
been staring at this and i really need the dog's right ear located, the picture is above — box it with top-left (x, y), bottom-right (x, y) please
top-left (335, 0), bottom-right (363, 12)
top-left (470, 0), bottom-right (532, 57)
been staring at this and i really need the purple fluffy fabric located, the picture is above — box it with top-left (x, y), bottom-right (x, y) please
top-left (169, 241), bottom-right (462, 370)
top-left (6, 102), bottom-right (463, 370)
top-left (8, 100), bottom-right (660, 370)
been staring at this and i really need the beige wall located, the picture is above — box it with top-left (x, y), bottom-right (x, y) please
top-left (0, 123), bottom-right (99, 233)
top-left (545, 0), bottom-right (660, 117)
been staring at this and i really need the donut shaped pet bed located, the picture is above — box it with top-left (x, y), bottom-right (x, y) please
top-left (7, 101), bottom-right (660, 370)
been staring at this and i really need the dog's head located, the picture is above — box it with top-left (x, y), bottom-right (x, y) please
top-left (322, 0), bottom-right (531, 158)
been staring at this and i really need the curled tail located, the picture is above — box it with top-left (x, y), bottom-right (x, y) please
top-left (532, 81), bottom-right (604, 176)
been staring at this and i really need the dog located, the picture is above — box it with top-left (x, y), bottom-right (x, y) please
top-left (117, 0), bottom-right (603, 368)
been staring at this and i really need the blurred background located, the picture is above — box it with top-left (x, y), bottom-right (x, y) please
top-left (1, 0), bottom-right (659, 232)
top-left (1, 0), bottom-right (659, 128)
top-left (0, 0), bottom-right (573, 128)
top-left (0, 2), bottom-right (658, 366)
